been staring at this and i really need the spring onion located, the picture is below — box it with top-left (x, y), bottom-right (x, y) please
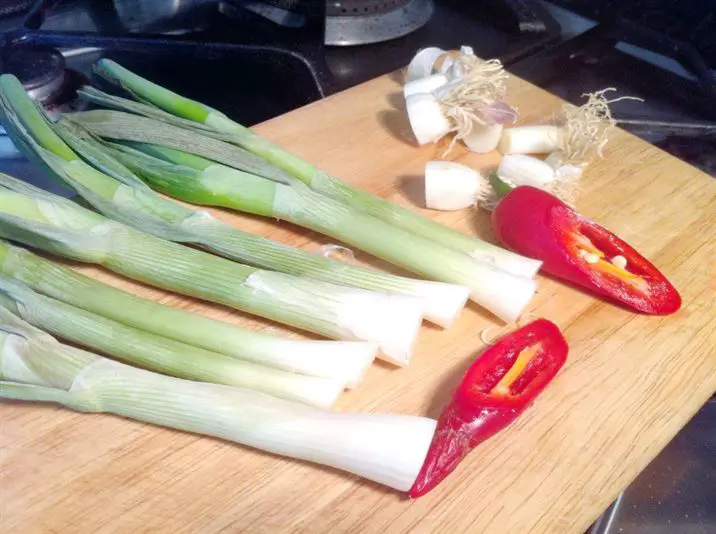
top-left (0, 309), bottom-right (437, 491)
top-left (0, 175), bottom-right (425, 365)
top-left (80, 60), bottom-right (543, 279)
top-left (101, 141), bottom-right (538, 323)
top-left (0, 276), bottom-right (347, 407)
top-left (0, 240), bottom-right (375, 385)
top-left (0, 74), bottom-right (469, 329)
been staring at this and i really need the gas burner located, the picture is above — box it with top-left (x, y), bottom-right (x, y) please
top-left (221, 0), bottom-right (435, 45)
top-left (1, 44), bottom-right (89, 119)
top-left (3, 43), bottom-right (66, 103)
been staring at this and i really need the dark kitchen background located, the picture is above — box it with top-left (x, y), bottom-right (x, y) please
top-left (0, 2), bottom-right (714, 533)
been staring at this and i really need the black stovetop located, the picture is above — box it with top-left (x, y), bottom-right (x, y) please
top-left (4, 0), bottom-right (713, 176)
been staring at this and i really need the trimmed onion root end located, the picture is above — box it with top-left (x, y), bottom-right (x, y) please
top-left (424, 160), bottom-right (490, 211)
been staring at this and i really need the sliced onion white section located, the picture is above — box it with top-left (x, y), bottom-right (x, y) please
top-left (498, 125), bottom-right (564, 155)
top-left (424, 160), bottom-right (482, 211)
top-left (336, 292), bottom-right (424, 367)
top-left (403, 74), bottom-right (449, 98)
top-left (405, 280), bottom-right (470, 328)
top-left (406, 93), bottom-right (452, 145)
top-left (463, 123), bottom-right (504, 153)
top-left (405, 47), bottom-right (446, 83)
top-left (545, 150), bottom-right (586, 183)
top-left (498, 154), bottom-right (556, 188)
top-left (469, 268), bottom-right (538, 324)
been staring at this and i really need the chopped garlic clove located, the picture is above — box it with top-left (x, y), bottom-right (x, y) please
top-left (463, 123), bottom-right (504, 153)
top-left (405, 93), bottom-right (452, 145)
top-left (405, 47), bottom-right (446, 82)
top-left (498, 125), bottom-right (564, 155)
top-left (497, 154), bottom-right (556, 188)
top-left (403, 74), bottom-right (449, 98)
top-left (424, 160), bottom-right (482, 211)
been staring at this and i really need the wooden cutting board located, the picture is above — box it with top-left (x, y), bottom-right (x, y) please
top-left (1, 70), bottom-right (715, 534)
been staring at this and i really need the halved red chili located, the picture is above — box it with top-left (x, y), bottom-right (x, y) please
top-left (492, 186), bottom-right (681, 314)
top-left (409, 319), bottom-right (568, 498)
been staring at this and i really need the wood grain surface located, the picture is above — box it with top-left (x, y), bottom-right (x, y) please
top-left (1, 71), bottom-right (715, 534)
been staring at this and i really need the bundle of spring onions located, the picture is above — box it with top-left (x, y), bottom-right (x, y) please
top-left (0, 275), bottom-right (349, 407)
top-left (0, 173), bottom-right (425, 364)
top-left (42, 74), bottom-right (542, 323)
top-left (0, 308), bottom-right (437, 491)
top-left (76, 59), bottom-right (542, 280)
top-left (63, 109), bottom-right (537, 323)
top-left (87, 137), bottom-right (536, 323)
top-left (0, 240), bottom-right (376, 385)
top-left (0, 74), bottom-right (470, 329)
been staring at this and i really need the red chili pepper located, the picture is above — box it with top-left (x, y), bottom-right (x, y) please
top-left (492, 186), bottom-right (681, 315)
top-left (409, 319), bottom-right (568, 498)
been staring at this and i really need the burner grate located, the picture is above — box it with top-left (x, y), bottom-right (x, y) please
top-left (233, 0), bottom-right (415, 17)
top-left (328, 0), bottom-right (413, 17)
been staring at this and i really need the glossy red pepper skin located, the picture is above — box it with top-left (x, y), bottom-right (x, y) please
top-left (409, 319), bottom-right (568, 498)
top-left (492, 186), bottom-right (681, 315)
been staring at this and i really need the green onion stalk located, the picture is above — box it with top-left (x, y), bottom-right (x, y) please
top-left (0, 74), bottom-right (469, 329)
top-left (105, 139), bottom-right (537, 323)
top-left (0, 240), bottom-right (375, 386)
top-left (0, 175), bottom-right (425, 365)
top-left (85, 59), bottom-right (542, 279)
top-left (0, 308), bottom-right (437, 491)
top-left (62, 113), bottom-right (538, 324)
top-left (0, 275), bottom-right (349, 407)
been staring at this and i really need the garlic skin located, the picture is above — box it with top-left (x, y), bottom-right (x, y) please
top-left (498, 125), bottom-right (564, 155)
top-left (497, 154), bottom-right (556, 188)
top-left (424, 161), bottom-right (482, 211)
top-left (463, 123), bottom-right (504, 153)
top-left (405, 93), bottom-right (452, 145)
top-left (403, 74), bottom-right (449, 98)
